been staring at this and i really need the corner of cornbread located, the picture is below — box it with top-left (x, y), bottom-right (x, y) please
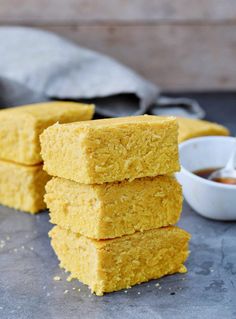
top-left (45, 175), bottom-right (183, 239)
top-left (177, 117), bottom-right (230, 143)
top-left (0, 101), bottom-right (94, 165)
top-left (0, 159), bottom-right (50, 213)
top-left (40, 115), bottom-right (180, 184)
top-left (49, 225), bottom-right (191, 296)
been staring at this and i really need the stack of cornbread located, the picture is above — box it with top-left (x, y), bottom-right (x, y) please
top-left (0, 102), bottom-right (94, 213)
top-left (40, 115), bottom-right (190, 295)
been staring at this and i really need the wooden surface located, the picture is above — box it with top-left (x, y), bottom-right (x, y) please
top-left (1, 0), bottom-right (236, 90)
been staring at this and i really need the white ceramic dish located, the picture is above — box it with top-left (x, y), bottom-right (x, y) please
top-left (176, 136), bottom-right (236, 220)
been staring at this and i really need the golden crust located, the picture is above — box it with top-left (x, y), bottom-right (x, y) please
top-left (177, 117), bottom-right (229, 143)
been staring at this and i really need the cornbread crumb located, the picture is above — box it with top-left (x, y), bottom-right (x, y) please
top-left (155, 283), bottom-right (160, 287)
top-left (53, 276), bottom-right (61, 281)
top-left (66, 275), bottom-right (73, 282)
top-left (40, 115), bottom-right (180, 184)
top-left (46, 175), bottom-right (182, 239)
top-left (49, 225), bottom-right (190, 296)
top-left (0, 240), bottom-right (6, 249)
top-left (64, 290), bottom-right (69, 294)
top-left (0, 101), bottom-right (94, 165)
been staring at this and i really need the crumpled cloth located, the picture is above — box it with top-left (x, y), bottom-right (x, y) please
top-left (0, 26), bottom-right (204, 118)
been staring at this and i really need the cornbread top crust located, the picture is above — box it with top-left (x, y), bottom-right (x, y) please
top-left (0, 101), bottom-right (94, 165)
top-left (177, 117), bottom-right (230, 143)
top-left (49, 224), bottom-right (190, 250)
top-left (40, 115), bottom-right (180, 184)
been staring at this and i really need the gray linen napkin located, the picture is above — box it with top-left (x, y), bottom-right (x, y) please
top-left (0, 26), bottom-right (204, 118)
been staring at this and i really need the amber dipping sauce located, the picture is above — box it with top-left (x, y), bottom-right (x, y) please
top-left (194, 168), bottom-right (236, 185)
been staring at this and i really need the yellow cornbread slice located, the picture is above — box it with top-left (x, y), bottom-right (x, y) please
top-left (49, 225), bottom-right (190, 295)
top-left (45, 175), bottom-right (182, 239)
top-left (177, 117), bottom-right (230, 143)
top-left (40, 115), bottom-right (180, 184)
top-left (0, 159), bottom-right (50, 213)
top-left (0, 101), bottom-right (94, 165)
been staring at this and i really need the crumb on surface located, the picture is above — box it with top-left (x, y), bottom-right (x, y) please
top-left (64, 290), bottom-right (69, 294)
top-left (53, 276), bottom-right (61, 281)
top-left (0, 240), bottom-right (6, 248)
top-left (66, 275), bottom-right (73, 282)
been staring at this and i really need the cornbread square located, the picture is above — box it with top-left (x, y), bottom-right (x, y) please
top-left (49, 225), bottom-right (190, 295)
top-left (0, 159), bottom-right (50, 213)
top-left (45, 175), bottom-right (182, 239)
top-left (177, 117), bottom-right (230, 143)
top-left (0, 101), bottom-right (94, 165)
top-left (40, 115), bottom-right (180, 184)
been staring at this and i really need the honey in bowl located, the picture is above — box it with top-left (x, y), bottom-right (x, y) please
top-left (193, 168), bottom-right (236, 185)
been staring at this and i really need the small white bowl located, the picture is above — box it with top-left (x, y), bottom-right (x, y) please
top-left (176, 136), bottom-right (236, 220)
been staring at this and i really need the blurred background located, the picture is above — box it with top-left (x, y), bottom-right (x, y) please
top-left (1, 0), bottom-right (236, 91)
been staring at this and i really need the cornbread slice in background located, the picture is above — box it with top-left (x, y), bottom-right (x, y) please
top-left (40, 115), bottom-right (180, 184)
top-left (49, 225), bottom-right (190, 296)
top-left (0, 159), bottom-right (50, 213)
top-left (45, 175), bottom-right (182, 239)
top-left (177, 117), bottom-right (230, 143)
top-left (0, 101), bottom-right (94, 165)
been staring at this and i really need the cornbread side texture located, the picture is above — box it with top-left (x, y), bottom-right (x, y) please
top-left (177, 117), bottom-right (230, 143)
top-left (0, 159), bottom-right (50, 213)
top-left (49, 225), bottom-right (190, 296)
top-left (45, 175), bottom-right (182, 239)
top-left (40, 115), bottom-right (180, 184)
top-left (0, 101), bottom-right (94, 165)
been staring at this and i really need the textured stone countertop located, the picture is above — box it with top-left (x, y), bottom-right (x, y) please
top-left (1, 93), bottom-right (236, 319)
